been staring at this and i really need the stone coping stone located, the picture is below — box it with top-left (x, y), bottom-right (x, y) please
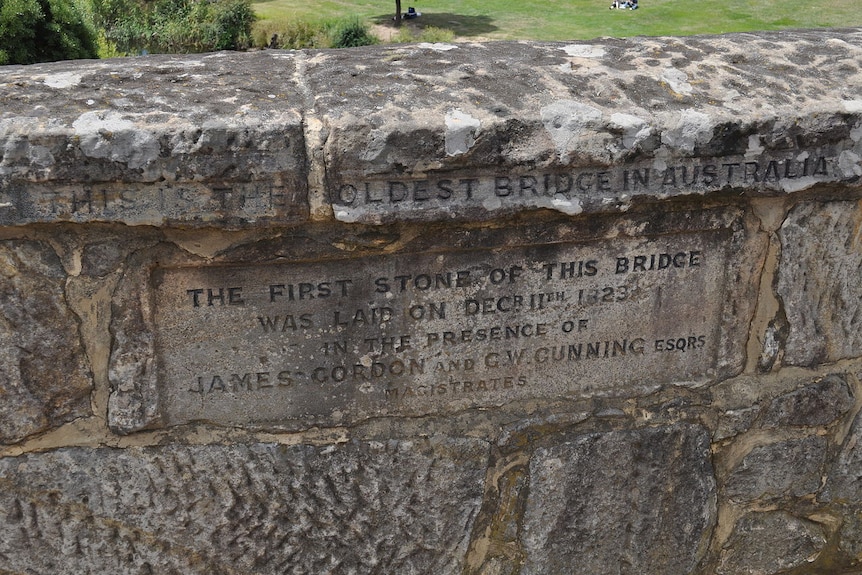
top-left (1, 28), bottom-right (861, 228)
top-left (0, 53), bottom-right (309, 228)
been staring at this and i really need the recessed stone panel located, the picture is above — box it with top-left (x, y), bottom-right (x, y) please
top-left (146, 221), bottom-right (747, 430)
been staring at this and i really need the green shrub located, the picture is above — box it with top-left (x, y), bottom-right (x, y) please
top-left (253, 17), bottom-right (327, 49)
top-left (0, 0), bottom-right (99, 64)
top-left (392, 25), bottom-right (455, 43)
top-left (91, 0), bottom-right (256, 55)
top-left (93, 29), bottom-right (121, 57)
top-left (391, 25), bottom-right (416, 43)
top-left (208, 0), bottom-right (255, 49)
top-left (416, 26), bottom-right (454, 43)
top-left (328, 17), bottom-right (377, 48)
top-left (252, 16), bottom-right (378, 50)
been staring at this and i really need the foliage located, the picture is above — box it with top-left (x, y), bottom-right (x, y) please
top-left (252, 17), bottom-right (328, 49)
top-left (92, 0), bottom-right (256, 55)
top-left (209, 0), bottom-right (255, 49)
top-left (253, 16), bottom-right (377, 49)
top-left (328, 17), bottom-right (376, 48)
top-left (392, 25), bottom-right (453, 43)
top-left (0, 0), bottom-right (99, 64)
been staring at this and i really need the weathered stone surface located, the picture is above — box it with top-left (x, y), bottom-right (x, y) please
top-left (0, 438), bottom-right (488, 574)
top-left (108, 244), bottom-right (176, 434)
top-left (0, 240), bottom-right (92, 444)
top-left (80, 238), bottom-right (128, 277)
top-left (837, 506), bottom-right (862, 562)
top-left (0, 53), bottom-right (308, 228)
top-left (725, 436), bottom-right (826, 502)
top-left (778, 201), bottom-right (862, 366)
top-left (108, 208), bottom-right (762, 433)
top-left (155, 231), bottom-right (731, 428)
top-left (822, 409), bottom-right (862, 503)
top-left (2, 30), bottom-right (862, 227)
top-left (520, 424), bottom-right (715, 574)
top-left (714, 407), bottom-right (759, 441)
top-left (717, 511), bottom-right (826, 575)
top-left (4, 28), bottom-right (862, 575)
top-left (309, 32), bottom-right (862, 224)
top-left (762, 373), bottom-right (854, 428)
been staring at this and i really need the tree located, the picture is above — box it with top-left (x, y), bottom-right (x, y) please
top-left (394, 0), bottom-right (401, 25)
top-left (0, 0), bottom-right (98, 64)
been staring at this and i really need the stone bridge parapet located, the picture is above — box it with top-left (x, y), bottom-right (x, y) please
top-left (1, 28), bottom-right (862, 574)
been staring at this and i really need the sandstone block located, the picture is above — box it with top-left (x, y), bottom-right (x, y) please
top-left (308, 33), bottom-right (862, 225)
top-left (762, 373), bottom-right (854, 428)
top-left (0, 240), bottom-right (92, 444)
top-left (520, 424), bottom-right (715, 574)
top-left (0, 54), bottom-right (308, 228)
top-left (0, 438), bottom-right (489, 574)
top-left (778, 201), bottom-right (862, 366)
top-left (822, 409), bottom-right (862, 503)
top-left (717, 511), bottom-right (826, 575)
top-left (714, 406), bottom-right (760, 441)
top-left (837, 506), bottom-right (862, 562)
top-left (725, 436), bottom-right (826, 502)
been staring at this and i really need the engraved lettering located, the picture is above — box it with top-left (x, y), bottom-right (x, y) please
top-left (157, 231), bottom-right (731, 427)
top-left (257, 313), bottom-right (313, 332)
top-left (615, 251), bottom-right (702, 274)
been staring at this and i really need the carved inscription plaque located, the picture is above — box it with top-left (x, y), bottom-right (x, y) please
top-left (154, 231), bottom-right (731, 428)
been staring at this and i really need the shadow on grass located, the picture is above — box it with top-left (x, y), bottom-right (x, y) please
top-left (371, 12), bottom-right (498, 38)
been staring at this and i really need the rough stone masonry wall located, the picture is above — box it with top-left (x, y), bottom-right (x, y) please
top-left (1, 27), bottom-right (862, 575)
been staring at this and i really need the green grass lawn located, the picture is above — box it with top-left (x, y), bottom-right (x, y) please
top-left (252, 0), bottom-right (862, 43)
